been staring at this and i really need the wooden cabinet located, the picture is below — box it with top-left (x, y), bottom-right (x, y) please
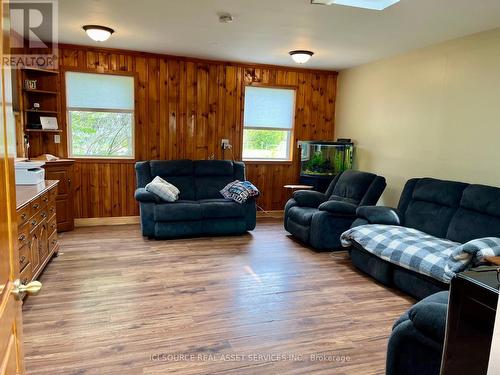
top-left (16, 181), bottom-right (60, 286)
top-left (43, 159), bottom-right (75, 232)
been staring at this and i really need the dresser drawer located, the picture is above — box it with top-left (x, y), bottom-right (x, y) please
top-left (17, 224), bottom-right (30, 248)
top-left (17, 205), bottom-right (30, 226)
top-left (48, 231), bottom-right (58, 254)
top-left (49, 186), bottom-right (58, 201)
top-left (47, 201), bottom-right (56, 218)
top-left (19, 244), bottom-right (30, 271)
top-left (20, 263), bottom-right (32, 285)
top-left (40, 192), bottom-right (50, 206)
top-left (29, 208), bottom-right (48, 232)
top-left (29, 196), bottom-right (43, 217)
top-left (48, 215), bottom-right (57, 235)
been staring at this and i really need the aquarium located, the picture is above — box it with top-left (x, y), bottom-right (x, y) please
top-left (299, 141), bottom-right (354, 177)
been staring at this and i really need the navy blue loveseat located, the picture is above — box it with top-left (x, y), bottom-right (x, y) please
top-left (135, 160), bottom-right (256, 239)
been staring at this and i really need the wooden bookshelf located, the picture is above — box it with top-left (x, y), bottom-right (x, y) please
top-left (19, 67), bottom-right (62, 158)
top-left (25, 129), bottom-right (62, 133)
top-left (21, 67), bottom-right (59, 75)
top-left (23, 88), bottom-right (59, 95)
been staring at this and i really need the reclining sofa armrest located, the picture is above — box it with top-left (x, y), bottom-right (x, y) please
top-left (356, 206), bottom-right (402, 225)
top-left (318, 201), bottom-right (357, 216)
top-left (408, 302), bottom-right (448, 343)
top-left (292, 190), bottom-right (327, 208)
top-left (135, 188), bottom-right (161, 203)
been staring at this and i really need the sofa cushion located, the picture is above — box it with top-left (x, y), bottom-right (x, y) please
top-left (150, 160), bottom-right (195, 200)
top-left (403, 179), bottom-right (467, 238)
top-left (150, 159), bottom-right (193, 176)
top-left (154, 201), bottom-right (202, 222)
top-left (194, 160), bottom-right (234, 176)
top-left (318, 201), bottom-right (357, 216)
top-left (341, 225), bottom-right (459, 283)
top-left (199, 199), bottom-right (246, 219)
top-left (446, 185), bottom-right (500, 243)
top-left (288, 206), bottom-right (318, 226)
top-left (411, 179), bottom-right (467, 207)
top-left (195, 176), bottom-right (236, 200)
top-left (330, 170), bottom-right (378, 205)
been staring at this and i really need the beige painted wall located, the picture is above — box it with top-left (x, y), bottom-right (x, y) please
top-left (335, 27), bottom-right (500, 207)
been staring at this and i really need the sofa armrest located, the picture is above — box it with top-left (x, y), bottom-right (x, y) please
top-left (318, 201), bottom-right (357, 216)
top-left (356, 206), bottom-right (402, 225)
top-left (292, 190), bottom-right (327, 208)
top-left (135, 188), bottom-right (161, 203)
top-left (408, 302), bottom-right (448, 343)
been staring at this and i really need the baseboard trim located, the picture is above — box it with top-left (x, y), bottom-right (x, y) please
top-left (75, 211), bottom-right (283, 227)
top-left (257, 210), bottom-right (284, 219)
top-left (75, 216), bottom-right (140, 227)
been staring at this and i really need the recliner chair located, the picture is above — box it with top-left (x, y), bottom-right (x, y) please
top-left (284, 170), bottom-right (386, 250)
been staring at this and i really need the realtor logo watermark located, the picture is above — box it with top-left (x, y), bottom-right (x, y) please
top-left (7, 0), bottom-right (58, 69)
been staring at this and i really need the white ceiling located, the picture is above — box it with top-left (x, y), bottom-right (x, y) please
top-left (57, 0), bottom-right (500, 70)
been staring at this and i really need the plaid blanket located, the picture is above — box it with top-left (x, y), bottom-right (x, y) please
top-left (341, 225), bottom-right (460, 283)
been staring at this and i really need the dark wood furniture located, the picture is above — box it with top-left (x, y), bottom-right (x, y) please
top-left (16, 180), bottom-right (60, 286)
top-left (441, 270), bottom-right (499, 375)
top-left (43, 159), bottom-right (75, 232)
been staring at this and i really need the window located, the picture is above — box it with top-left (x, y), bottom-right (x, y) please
top-left (242, 86), bottom-right (295, 161)
top-left (66, 72), bottom-right (135, 158)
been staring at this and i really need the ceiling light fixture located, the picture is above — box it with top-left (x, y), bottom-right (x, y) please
top-left (289, 50), bottom-right (314, 64)
top-left (82, 25), bottom-right (115, 42)
top-left (311, 0), bottom-right (400, 11)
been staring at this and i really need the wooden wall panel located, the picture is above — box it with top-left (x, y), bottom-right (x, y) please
top-left (28, 45), bottom-right (337, 217)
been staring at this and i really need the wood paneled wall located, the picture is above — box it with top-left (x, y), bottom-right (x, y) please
top-left (32, 45), bottom-right (337, 218)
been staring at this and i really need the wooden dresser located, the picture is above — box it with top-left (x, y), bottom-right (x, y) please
top-left (16, 180), bottom-right (60, 286)
top-left (43, 159), bottom-right (75, 232)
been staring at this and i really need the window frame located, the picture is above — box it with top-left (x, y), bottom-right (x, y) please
top-left (241, 84), bottom-right (297, 163)
top-left (64, 69), bottom-right (137, 160)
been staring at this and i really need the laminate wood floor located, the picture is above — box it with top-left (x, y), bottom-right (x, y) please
top-left (22, 219), bottom-right (414, 375)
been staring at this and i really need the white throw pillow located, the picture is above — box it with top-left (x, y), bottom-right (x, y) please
top-left (145, 176), bottom-right (179, 202)
top-left (154, 176), bottom-right (180, 196)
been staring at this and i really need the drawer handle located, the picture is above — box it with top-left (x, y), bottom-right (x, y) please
top-left (19, 256), bottom-right (26, 264)
top-left (41, 212), bottom-right (47, 218)
top-left (50, 207), bottom-right (55, 213)
top-left (43, 197), bottom-right (48, 203)
top-left (28, 240), bottom-right (32, 247)
top-left (31, 219), bottom-right (37, 227)
top-left (22, 278), bottom-right (28, 285)
top-left (51, 239), bottom-right (57, 245)
top-left (19, 234), bottom-right (26, 242)
top-left (21, 213), bottom-right (27, 220)
top-left (32, 203), bottom-right (39, 210)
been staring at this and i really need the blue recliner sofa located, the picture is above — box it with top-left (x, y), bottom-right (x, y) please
top-left (134, 160), bottom-right (256, 239)
top-left (284, 170), bottom-right (386, 250)
top-left (348, 177), bottom-right (500, 300)
top-left (387, 291), bottom-right (449, 375)
top-left (344, 178), bottom-right (500, 375)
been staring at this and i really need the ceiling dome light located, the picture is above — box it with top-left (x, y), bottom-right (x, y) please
top-left (289, 50), bottom-right (314, 64)
top-left (83, 25), bottom-right (114, 42)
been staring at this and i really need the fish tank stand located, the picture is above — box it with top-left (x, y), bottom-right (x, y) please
top-left (298, 140), bottom-right (354, 193)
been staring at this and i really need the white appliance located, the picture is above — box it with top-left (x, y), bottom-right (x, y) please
top-left (15, 161), bottom-right (45, 185)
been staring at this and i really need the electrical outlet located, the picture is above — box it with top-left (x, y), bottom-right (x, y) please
top-left (221, 139), bottom-right (231, 150)
top-left (54, 134), bottom-right (61, 144)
